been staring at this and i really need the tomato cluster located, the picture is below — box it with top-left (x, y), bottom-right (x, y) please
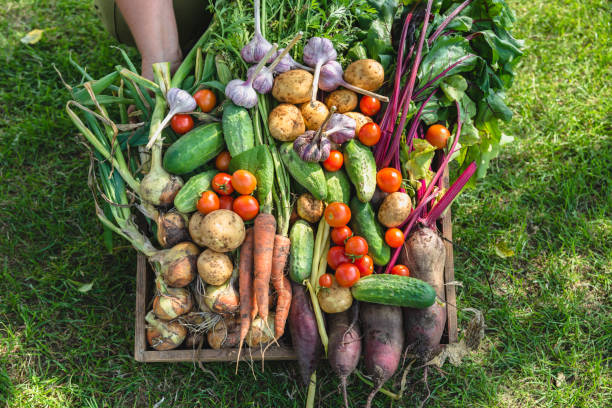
top-left (170, 89), bottom-right (218, 135)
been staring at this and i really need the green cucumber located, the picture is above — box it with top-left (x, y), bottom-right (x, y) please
top-left (351, 274), bottom-right (436, 309)
top-left (228, 145), bottom-right (274, 204)
top-left (222, 103), bottom-right (254, 157)
top-left (289, 220), bottom-right (314, 284)
top-left (163, 123), bottom-right (224, 175)
top-left (279, 142), bottom-right (327, 200)
top-left (173, 169), bottom-right (217, 213)
top-left (343, 139), bottom-right (377, 202)
top-left (324, 169), bottom-right (351, 204)
top-left (349, 197), bottom-right (390, 266)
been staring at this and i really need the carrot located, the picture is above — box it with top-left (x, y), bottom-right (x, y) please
top-left (270, 235), bottom-right (292, 339)
top-left (236, 228), bottom-right (254, 371)
top-left (253, 213), bottom-right (277, 322)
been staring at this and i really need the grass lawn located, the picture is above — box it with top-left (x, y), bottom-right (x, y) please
top-left (0, 0), bottom-right (610, 406)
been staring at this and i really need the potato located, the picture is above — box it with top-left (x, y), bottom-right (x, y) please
top-left (296, 193), bottom-right (324, 223)
top-left (344, 59), bottom-right (385, 91)
top-left (344, 112), bottom-right (373, 136)
top-left (318, 276), bottom-right (353, 314)
top-left (189, 210), bottom-right (245, 252)
top-left (377, 192), bottom-right (413, 228)
top-left (268, 103), bottom-right (306, 141)
top-left (197, 249), bottom-right (233, 285)
top-left (326, 89), bottom-right (358, 113)
top-left (300, 101), bottom-right (329, 130)
top-left (207, 316), bottom-right (241, 349)
top-left (272, 69), bottom-right (313, 104)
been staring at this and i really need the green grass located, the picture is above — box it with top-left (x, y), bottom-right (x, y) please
top-left (0, 0), bottom-right (610, 406)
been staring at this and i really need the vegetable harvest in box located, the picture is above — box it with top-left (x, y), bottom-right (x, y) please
top-left (65, 0), bottom-right (522, 406)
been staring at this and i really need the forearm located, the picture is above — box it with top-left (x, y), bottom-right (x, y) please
top-left (116, 0), bottom-right (182, 79)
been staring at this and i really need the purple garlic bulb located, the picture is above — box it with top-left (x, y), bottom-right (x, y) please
top-left (303, 37), bottom-right (338, 105)
top-left (319, 61), bottom-right (343, 92)
top-left (224, 79), bottom-right (259, 108)
top-left (293, 130), bottom-right (332, 162)
top-left (240, 0), bottom-right (274, 63)
top-left (324, 113), bottom-right (356, 144)
top-left (273, 49), bottom-right (313, 74)
top-left (247, 65), bottom-right (274, 94)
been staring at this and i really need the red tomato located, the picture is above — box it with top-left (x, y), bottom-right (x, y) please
top-left (425, 124), bottom-right (450, 149)
top-left (358, 122), bottom-right (382, 146)
top-left (170, 114), bottom-right (194, 134)
top-left (327, 246), bottom-right (351, 270)
top-left (385, 228), bottom-right (405, 248)
top-left (319, 273), bottom-right (333, 288)
top-left (376, 168), bottom-right (403, 193)
top-left (231, 170), bottom-right (257, 195)
top-left (335, 263), bottom-right (360, 287)
top-left (196, 191), bottom-right (219, 214)
top-left (218, 195), bottom-right (234, 210)
top-left (322, 150), bottom-right (343, 172)
top-left (331, 226), bottom-right (352, 246)
top-left (193, 89), bottom-right (216, 113)
top-left (324, 202), bottom-right (351, 227)
top-left (345, 236), bottom-right (369, 257)
top-left (354, 255), bottom-right (374, 277)
top-left (391, 265), bottom-right (410, 277)
top-left (215, 151), bottom-right (231, 171)
top-left (359, 96), bottom-right (381, 116)
top-left (212, 173), bottom-right (234, 195)
top-left (232, 195), bottom-right (259, 220)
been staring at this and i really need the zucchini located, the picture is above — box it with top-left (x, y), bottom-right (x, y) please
top-left (343, 140), bottom-right (377, 202)
top-left (289, 220), bottom-right (314, 283)
top-left (349, 197), bottom-right (390, 266)
top-left (324, 169), bottom-right (351, 204)
top-left (228, 145), bottom-right (274, 204)
top-left (163, 123), bottom-right (224, 174)
top-left (279, 142), bottom-right (327, 200)
top-left (222, 103), bottom-right (254, 157)
top-left (351, 274), bottom-right (436, 309)
top-left (173, 169), bottom-right (218, 213)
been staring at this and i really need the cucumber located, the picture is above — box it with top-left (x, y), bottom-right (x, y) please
top-left (349, 197), bottom-right (390, 266)
top-left (343, 139), bottom-right (377, 202)
top-left (351, 274), bottom-right (436, 309)
top-left (228, 145), bottom-right (274, 205)
top-left (279, 142), bottom-right (327, 200)
top-left (173, 169), bottom-right (218, 213)
top-left (222, 103), bottom-right (254, 157)
top-left (324, 169), bottom-right (351, 204)
top-left (289, 220), bottom-right (314, 283)
top-left (163, 123), bottom-right (224, 175)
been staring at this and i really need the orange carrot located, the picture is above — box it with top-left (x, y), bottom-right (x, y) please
top-left (275, 275), bottom-right (292, 339)
top-left (270, 235), bottom-right (292, 339)
top-left (236, 228), bottom-right (254, 370)
top-left (253, 213), bottom-right (276, 322)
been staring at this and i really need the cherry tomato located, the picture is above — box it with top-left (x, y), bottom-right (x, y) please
top-left (231, 170), bottom-right (257, 195)
top-left (360, 96), bottom-right (381, 116)
top-left (212, 173), bottom-right (234, 195)
top-left (335, 263), bottom-right (360, 287)
top-left (196, 191), bottom-right (219, 214)
top-left (331, 226), bottom-right (353, 246)
top-left (425, 124), bottom-right (450, 149)
top-left (322, 150), bottom-right (343, 172)
top-left (218, 194), bottom-right (234, 210)
top-left (391, 265), bottom-right (410, 277)
top-left (354, 255), bottom-right (374, 277)
top-left (170, 114), bottom-right (194, 134)
top-left (324, 202), bottom-right (351, 227)
top-left (327, 246), bottom-right (351, 270)
top-left (319, 273), bottom-right (333, 288)
top-left (345, 236), bottom-right (369, 257)
top-left (358, 122), bottom-right (382, 146)
top-left (193, 89), bottom-right (216, 113)
top-left (385, 228), bottom-right (405, 248)
top-left (232, 195), bottom-right (259, 221)
top-left (215, 151), bottom-right (231, 171)
top-left (376, 168), bottom-right (403, 193)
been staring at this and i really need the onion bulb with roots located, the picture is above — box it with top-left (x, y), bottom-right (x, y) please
top-left (149, 242), bottom-right (199, 288)
top-left (246, 314), bottom-right (275, 347)
top-left (145, 311), bottom-right (187, 350)
top-left (140, 130), bottom-right (183, 206)
top-left (207, 316), bottom-right (241, 349)
top-left (152, 276), bottom-right (193, 320)
top-left (204, 271), bottom-right (239, 315)
top-left (184, 332), bottom-right (204, 348)
top-left (156, 211), bottom-right (190, 248)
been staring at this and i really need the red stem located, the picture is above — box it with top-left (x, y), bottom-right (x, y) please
top-left (427, 0), bottom-right (474, 46)
top-left (425, 161), bottom-right (476, 226)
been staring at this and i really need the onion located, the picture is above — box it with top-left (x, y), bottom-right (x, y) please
top-left (204, 273), bottom-right (239, 315)
top-left (149, 242), bottom-right (199, 288)
top-left (152, 276), bottom-right (193, 320)
top-left (207, 316), bottom-right (241, 349)
top-left (156, 211), bottom-right (190, 248)
top-left (145, 311), bottom-right (187, 350)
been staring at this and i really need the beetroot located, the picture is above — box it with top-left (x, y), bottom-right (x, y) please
top-left (289, 282), bottom-right (322, 386)
top-left (328, 304), bottom-right (361, 408)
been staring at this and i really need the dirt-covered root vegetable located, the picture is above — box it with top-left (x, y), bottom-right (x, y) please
top-left (300, 101), bottom-right (329, 131)
top-left (328, 306), bottom-right (361, 408)
top-left (197, 249), bottom-right (233, 285)
top-left (145, 311), bottom-right (187, 351)
top-left (317, 275), bottom-right (353, 314)
top-left (272, 69), bottom-right (313, 104)
top-left (184, 332), bottom-right (204, 348)
top-left (361, 303), bottom-right (404, 408)
top-left (326, 89), bottom-right (358, 113)
top-left (344, 59), bottom-right (385, 91)
top-left (207, 316), bottom-right (241, 349)
top-left (377, 192), bottom-right (413, 228)
top-left (268, 103), bottom-right (306, 141)
top-left (152, 280), bottom-right (193, 320)
top-left (246, 314), bottom-right (275, 347)
top-left (343, 112), bottom-right (373, 136)
top-left (289, 282), bottom-right (322, 386)
top-left (204, 276), bottom-right (240, 315)
top-left (150, 242), bottom-right (199, 288)
top-left (296, 193), bottom-right (324, 223)
top-left (189, 210), bottom-right (246, 252)
top-left (156, 211), bottom-right (190, 248)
